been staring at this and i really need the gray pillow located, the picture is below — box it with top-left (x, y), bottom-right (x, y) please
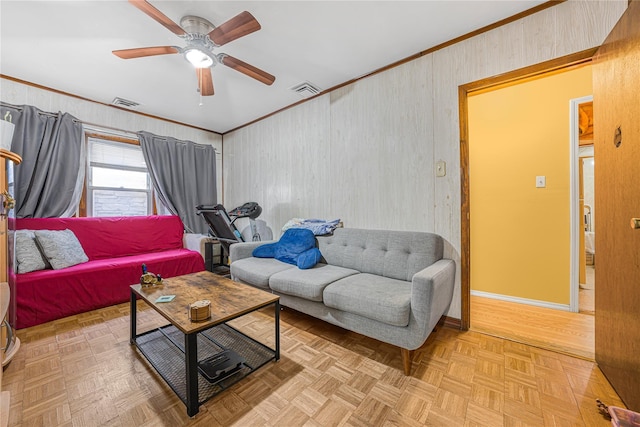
top-left (34, 229), bottom-right (89, 270)
top-left (15, 229), bottom-right (51, 273)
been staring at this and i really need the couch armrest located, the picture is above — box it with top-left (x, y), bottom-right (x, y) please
top-left (229, 240), bottom-right (276, 262)
top-left (183, 233), bottom-right (217, 259)
top-left (411, 259), bottom-right (456, 333)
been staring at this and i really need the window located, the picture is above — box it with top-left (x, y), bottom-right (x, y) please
top-left (86, 136), bottom-right (152, 217)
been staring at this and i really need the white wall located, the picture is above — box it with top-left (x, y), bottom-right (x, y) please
top-left (223, 0), bottom-right (627, 320)
top-left (0, 78), bottom-right (223, 200)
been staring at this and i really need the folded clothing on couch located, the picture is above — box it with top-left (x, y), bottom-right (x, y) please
top-left (281, 218), bottom-right (342, 236)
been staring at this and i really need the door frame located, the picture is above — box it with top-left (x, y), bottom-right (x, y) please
top-left (459, 49), bottom-right (597, 329)
top-left (569, 95), bottom-right (594, 312)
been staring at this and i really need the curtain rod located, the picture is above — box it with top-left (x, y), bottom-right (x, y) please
top-left (1, 101), bottom-right (220, 154)
top-left (139, 133), bottom-right (220, 154)
top-left (2, 102), bottom-right (137, 138)
top-left (0, 101), bottom-right (81, 123)
top-left (83, 122), bottom-right (138, 139)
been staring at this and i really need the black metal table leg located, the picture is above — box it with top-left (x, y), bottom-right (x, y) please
top-left (185, 333), bottom-right (199, 417)
top-left (130, 289), bottom-right (136, 344)
top-left (275, 300), bottom-right (280, 361)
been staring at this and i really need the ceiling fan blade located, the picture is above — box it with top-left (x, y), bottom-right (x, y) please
top-left (113, 46), bottom-right (179, 59)
top-left (129, 0), bottom-right (186, 36)
top-left (208, 11), bottom-right (261, 46)
top-left (219, 54), bottom-right (275, 86)
top-left (197, 68), bottom-right (214, 96)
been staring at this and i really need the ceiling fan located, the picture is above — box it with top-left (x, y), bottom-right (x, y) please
top-left (113, 0), bottom-right (275, 96)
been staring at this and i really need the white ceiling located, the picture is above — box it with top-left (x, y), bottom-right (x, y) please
top-left (0, 1), bottom-right (545, 134)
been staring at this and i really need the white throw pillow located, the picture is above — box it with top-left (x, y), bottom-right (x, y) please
top-left (15, 229), bottom-right (51, 273)
top-left (34, 229), bottom-right (89, 270)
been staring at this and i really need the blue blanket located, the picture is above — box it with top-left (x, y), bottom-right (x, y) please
top-left (252, 228), bottom-right (322, 269)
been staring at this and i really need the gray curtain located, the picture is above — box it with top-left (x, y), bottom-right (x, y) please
top-left (138, 131), bottom-right (217, 234)
top-left (1, 104), bottom-right (84, 218)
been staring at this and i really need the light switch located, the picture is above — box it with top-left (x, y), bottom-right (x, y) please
top-left (536, 176), bottom-right (546, 188)
top-left (436, 160), bottom-right (446, 177)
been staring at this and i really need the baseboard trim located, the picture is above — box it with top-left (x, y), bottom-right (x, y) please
top-left (442, 315), bottom-right (462, 329)
top-left (471, 290), bottom-right (571, 311)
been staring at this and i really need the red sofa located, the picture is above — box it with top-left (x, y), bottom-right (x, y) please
top-left (10, 215), bottom-right (205, 329)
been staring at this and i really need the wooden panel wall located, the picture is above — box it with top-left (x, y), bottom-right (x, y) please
top-left (329, 59), bottom-right (435, 232)
top-left (224, 96), bottom-right (330, 233)
top-left (223, 0), bottom-right (627, 320)
top-left (0, 78), bottom-right (223, 201)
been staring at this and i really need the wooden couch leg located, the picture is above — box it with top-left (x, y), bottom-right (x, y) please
top-left (401, 348), bottom-right (413, 375)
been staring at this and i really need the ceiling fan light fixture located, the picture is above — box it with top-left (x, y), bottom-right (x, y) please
top-left (184, 48), bottom-right (214, 68)
top-left (116, 2), bottom-right (275, 95)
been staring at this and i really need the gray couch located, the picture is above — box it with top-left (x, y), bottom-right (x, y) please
top-left (229, 227), bottom-right (456, 374)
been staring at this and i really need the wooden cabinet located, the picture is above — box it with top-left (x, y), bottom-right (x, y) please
top-left (0, 160), bottom-right (8, 427)
top-left (1, 159), bottom-right (6, 284)
top-left (0, 119), bottom-right (21, 426)
top-left (1, 159), bottom-right (7, 365)
top-left (1, 157), bottom-right (20, 427)
top-left (0, 159), bottom-right (19, 368)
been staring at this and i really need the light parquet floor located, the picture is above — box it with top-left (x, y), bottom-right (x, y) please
top-left (579, 288), bottom-right (594, 315)
top-left (470, 265), bottom-right (595, 360)
top-left (579, 266), bottom-right (595, 315)
top-left (471, 296), bottom-right (595, 361)
top-left (3, 301), bottom-right (623, 426)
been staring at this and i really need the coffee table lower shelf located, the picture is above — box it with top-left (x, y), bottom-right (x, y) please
top-left (133, 323), bottom-right (276, 407)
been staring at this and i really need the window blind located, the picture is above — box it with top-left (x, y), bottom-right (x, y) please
top-left (88, 138), bottom-right (146, 168)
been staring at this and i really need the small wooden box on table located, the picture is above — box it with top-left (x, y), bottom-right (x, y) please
top-left (130, 271), bottom-right (280, 417)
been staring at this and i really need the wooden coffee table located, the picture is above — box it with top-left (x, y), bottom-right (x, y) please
top-left (130, 271), bottom-right (280, 417)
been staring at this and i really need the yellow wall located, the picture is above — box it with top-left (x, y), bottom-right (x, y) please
top-left (468, 65), bottom-right (592, 305)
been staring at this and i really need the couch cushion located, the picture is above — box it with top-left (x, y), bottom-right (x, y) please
top-left (15, 230), bottom-right (50, 273)
top-left (16, 215), bottom-right (186, 260)
top-left (34, 229), bottom-right (89, 270)
top-left (317, 228), bottom-right (443, 281)
top-left (230, 257), bottom-right (294, 289)
top-left (269, 264), bottom-right (359, 302)
top-left (323, 273), bottom-right (412, 327)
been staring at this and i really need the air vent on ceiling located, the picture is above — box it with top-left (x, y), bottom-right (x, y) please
top-left (112, 97), bottom-right (140, 109)
top-left (290, 81), bottom-right (322, 98)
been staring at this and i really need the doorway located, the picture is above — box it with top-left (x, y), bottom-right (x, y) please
top-left (578, 147), bottom-right (595, 314)
top-left (461, 58), bottom-right (597, 359)
top-left (576, 96), bottom-right (596, 315)
top-left (570, 96), bottom-right (597, 314)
